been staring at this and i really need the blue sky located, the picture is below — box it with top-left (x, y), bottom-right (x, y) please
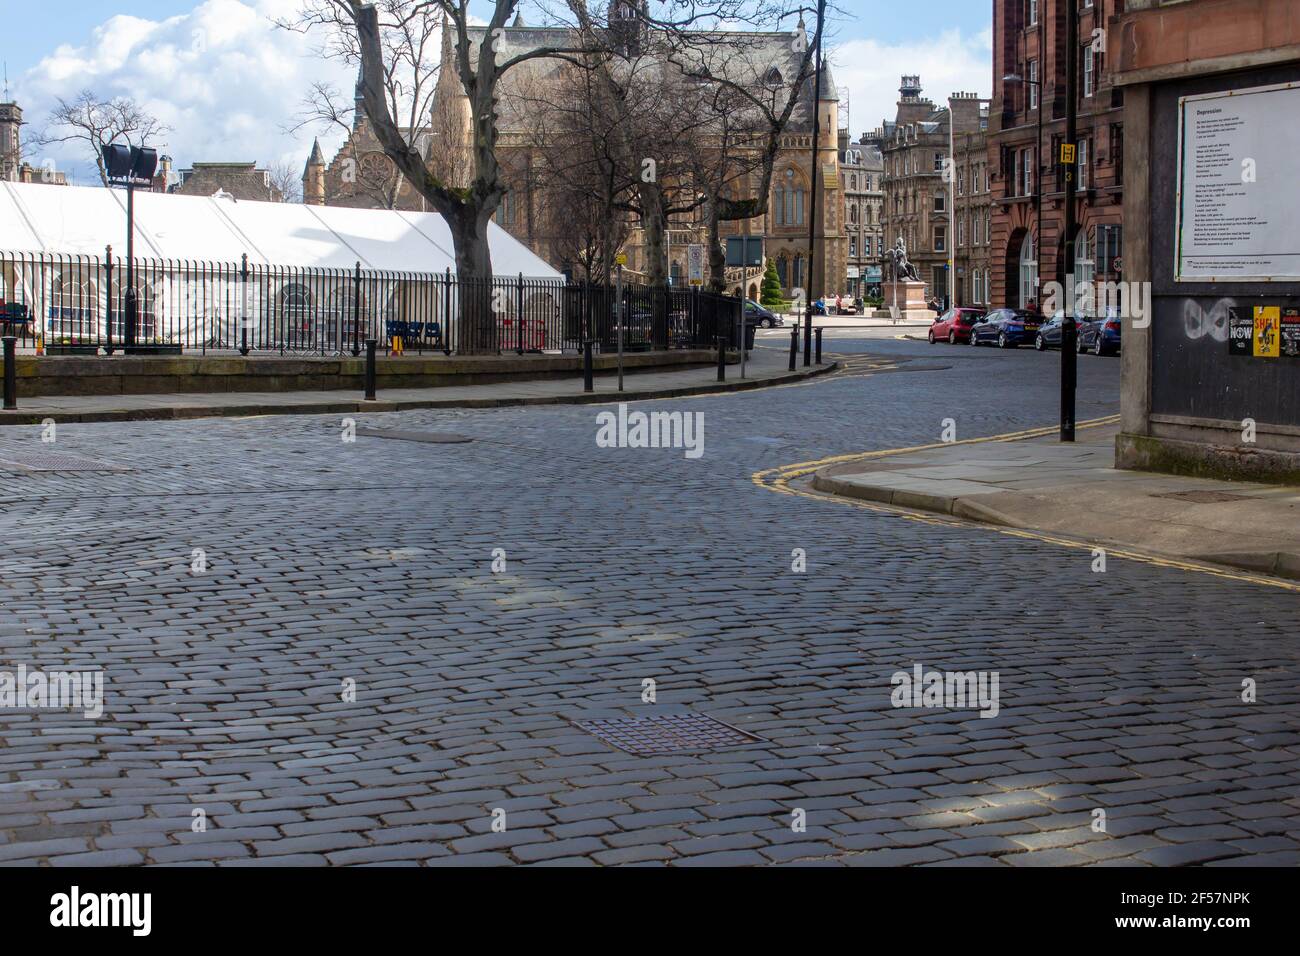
top-left (3, 1), bottom-right (991, 183)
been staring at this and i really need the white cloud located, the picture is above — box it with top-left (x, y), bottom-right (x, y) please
top-left (15, 0), bottom-right (356, 185)
top-left (829, 26), bottom-right (993, 138)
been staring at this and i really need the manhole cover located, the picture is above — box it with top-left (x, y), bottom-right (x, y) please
top-left (355, 428), bottom-right (472, 444)
top-left (0, 450), bottom-right (130, 472)
top-left (574, 713), bottom-right (762, 755)
top-left (1152, 490), bottom-right (1253, 503)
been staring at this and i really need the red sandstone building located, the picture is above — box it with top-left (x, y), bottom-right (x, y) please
top-left (990, 0), bottom-right (1125, 311)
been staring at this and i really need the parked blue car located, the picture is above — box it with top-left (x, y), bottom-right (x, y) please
top-left (969, 308), bottom-right (1041, 348)
top-left (1077, 315), bottom-right (1122, 355)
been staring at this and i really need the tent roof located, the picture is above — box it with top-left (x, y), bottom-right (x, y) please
top-left (0, 180), bottom-right (561, 279)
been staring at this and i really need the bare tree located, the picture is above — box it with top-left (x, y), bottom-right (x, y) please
top-left (34, 91), bottom-right (168, 186)
top-left (267, 161), bottom-right (305, 203)
top-left (282, 2), bottom-right (453, 209)
top-left (286, 0), bottom-right (588, 352)
top-left (512, 50), bottom-right (641, 283)
top-left (650, 4), bottom-right (822, 291)
top-left (563, 2), bottom-right (721, 294)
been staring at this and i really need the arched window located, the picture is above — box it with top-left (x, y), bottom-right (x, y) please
top-left (50, 274), bottom-right (97, 343)
top-left (776, 168), bottom-right (806, 226)
top-left (776, 257), bottom-right (788, 286)
top-left (280, 282), bottom-right (315, 348)
top-left (1019, 233), bottom-right (1038, 309)
top-left (1074, 228), bottom-right (1095, 316)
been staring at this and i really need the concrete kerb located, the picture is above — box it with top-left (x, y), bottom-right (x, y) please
top-left (0, 360), bottom-right (840, 426)
top-left (810, 443), bottom-right (1300, 584)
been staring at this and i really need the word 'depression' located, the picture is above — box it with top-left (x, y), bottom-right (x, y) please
top-left (595, 404), bottom-right (704, 459)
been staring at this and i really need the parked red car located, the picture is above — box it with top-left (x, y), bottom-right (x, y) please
top-left (928, 308), bottom-right (985, 344)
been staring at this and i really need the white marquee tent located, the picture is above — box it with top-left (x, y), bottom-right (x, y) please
top-left (0, 181), bottom-right (564, 352)
top-left (0, 180), bottom-right (560, 277)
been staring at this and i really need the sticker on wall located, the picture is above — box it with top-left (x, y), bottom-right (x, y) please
top-left (1253, 306), bottom-right (1281, 358)
top-left (1228, 307), bottom-right (1253, 356)
top-left (1282, 308), bottom-right (1300, 358)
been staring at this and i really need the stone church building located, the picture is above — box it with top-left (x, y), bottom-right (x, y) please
top-left (303, 10), bottom-right (844, 301)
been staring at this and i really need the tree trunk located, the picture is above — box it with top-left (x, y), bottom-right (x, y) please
top-left (448, 205), bottom-right (497, 354)
top-left (638, 183), bottom-right (670, 347)
top-left (706, 202), bottom-right (727, 294)
top-left (639, 182), bottom-right (668, 287)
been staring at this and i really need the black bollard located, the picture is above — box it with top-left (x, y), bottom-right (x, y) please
top-left (2, 336), bottom-right (16, 411)
top-left (583, 339), bottom-right (594, 393)
top-left (815, 327), bottom-right (823, 365)
top-left (364, 338), bottom-right (377, 401)
top-left (717, 335), bottom-right (726, 382)
top-left (788, 325), bottom-right (798, 371)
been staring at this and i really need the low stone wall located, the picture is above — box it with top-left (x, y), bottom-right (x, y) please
top-left (12, 350), bottom-right (719, 398)
top-left (1116, 431), bottom-right (1300, 485)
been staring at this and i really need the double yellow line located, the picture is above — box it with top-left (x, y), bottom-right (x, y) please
top-left (753, 416), bottom-right (1300, 593)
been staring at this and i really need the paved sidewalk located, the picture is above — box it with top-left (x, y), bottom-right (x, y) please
top-left (0, 346), bottom-right (837, 425)
top-left (813, 421), bottom-right (1300, 581)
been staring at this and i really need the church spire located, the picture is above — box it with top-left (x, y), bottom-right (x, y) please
top-left (440, 11), bottom-right (455, 71)
top-left (353, 63), bottom-right (365, 130)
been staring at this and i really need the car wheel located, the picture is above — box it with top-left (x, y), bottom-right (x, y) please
top-left (927, 330), bottom-right (936, 344)
top-left (1075, 334), bottom-right (1086, 354)
top-left (761, 318), bottom-right (772, 329)
top-left (969, 331), bottom-right (979, 346)
top-left (948, 331), bottom-right (957, 345)
top-left (998, 332), bottom-right (1008, 348)
top-left (1034, 333), bottom-right (1045, 351)
top-left (1095, 337), bottom-right (1105, 356)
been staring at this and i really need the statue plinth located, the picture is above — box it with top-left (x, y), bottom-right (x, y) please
top-left (883, 279), bottom-right (932, 321)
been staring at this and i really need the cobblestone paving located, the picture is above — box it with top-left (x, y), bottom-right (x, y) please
top-left (0, 338), bottom-right (1297, 866)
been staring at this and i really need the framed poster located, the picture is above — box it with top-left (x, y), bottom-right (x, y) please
top-left (1175, 81), bottom-right (1300, 282)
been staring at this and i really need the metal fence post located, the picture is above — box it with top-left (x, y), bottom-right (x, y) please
top-left (443, 267), bottom-right (453, 355)
top-left (516, 272), bottom-right (525, 355)
top-left (103, 246), bottom-right (115, 355)
top-left (352, 260), bottom-right (362, 357)
top-left (239, 253), bottom-right (251, 356)
top-left (364, 338), bottom-right (377, 400)
top-left (3, 336), bottom-right (16, 411)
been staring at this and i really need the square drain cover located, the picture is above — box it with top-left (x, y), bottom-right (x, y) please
top-left (0, 450), bottom-right (129, 472)
top-left (1153, 490), bottom-right (1252, 504)
top-left (356, 428), bottom-right (472, 444)
top-left (574, 713), bottom-right (762, 755)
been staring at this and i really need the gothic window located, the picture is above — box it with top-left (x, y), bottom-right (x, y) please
top-left (1019, 233), bottom-right (1037, 309)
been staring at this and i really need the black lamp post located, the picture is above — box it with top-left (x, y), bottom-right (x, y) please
top-left (102, 143), bottom-right (159, 352)
top-left (803, 0), bottom-right (826, 367)
top-left (1060, 5), bottom-right (1079, 442)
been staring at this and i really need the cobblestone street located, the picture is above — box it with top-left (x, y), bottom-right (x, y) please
top-left (1, 335), bottom-right (1297, 867)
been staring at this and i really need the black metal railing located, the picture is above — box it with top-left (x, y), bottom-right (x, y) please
top-left (0, 250), bottom-right (741, 357)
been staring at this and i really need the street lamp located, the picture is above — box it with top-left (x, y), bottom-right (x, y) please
top-left (1002, 73), bottom-right (1042, 311)
top-left (102, 143), bottom-right (159, 353)
top-left (802, 0), bottom-right (827, 367)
